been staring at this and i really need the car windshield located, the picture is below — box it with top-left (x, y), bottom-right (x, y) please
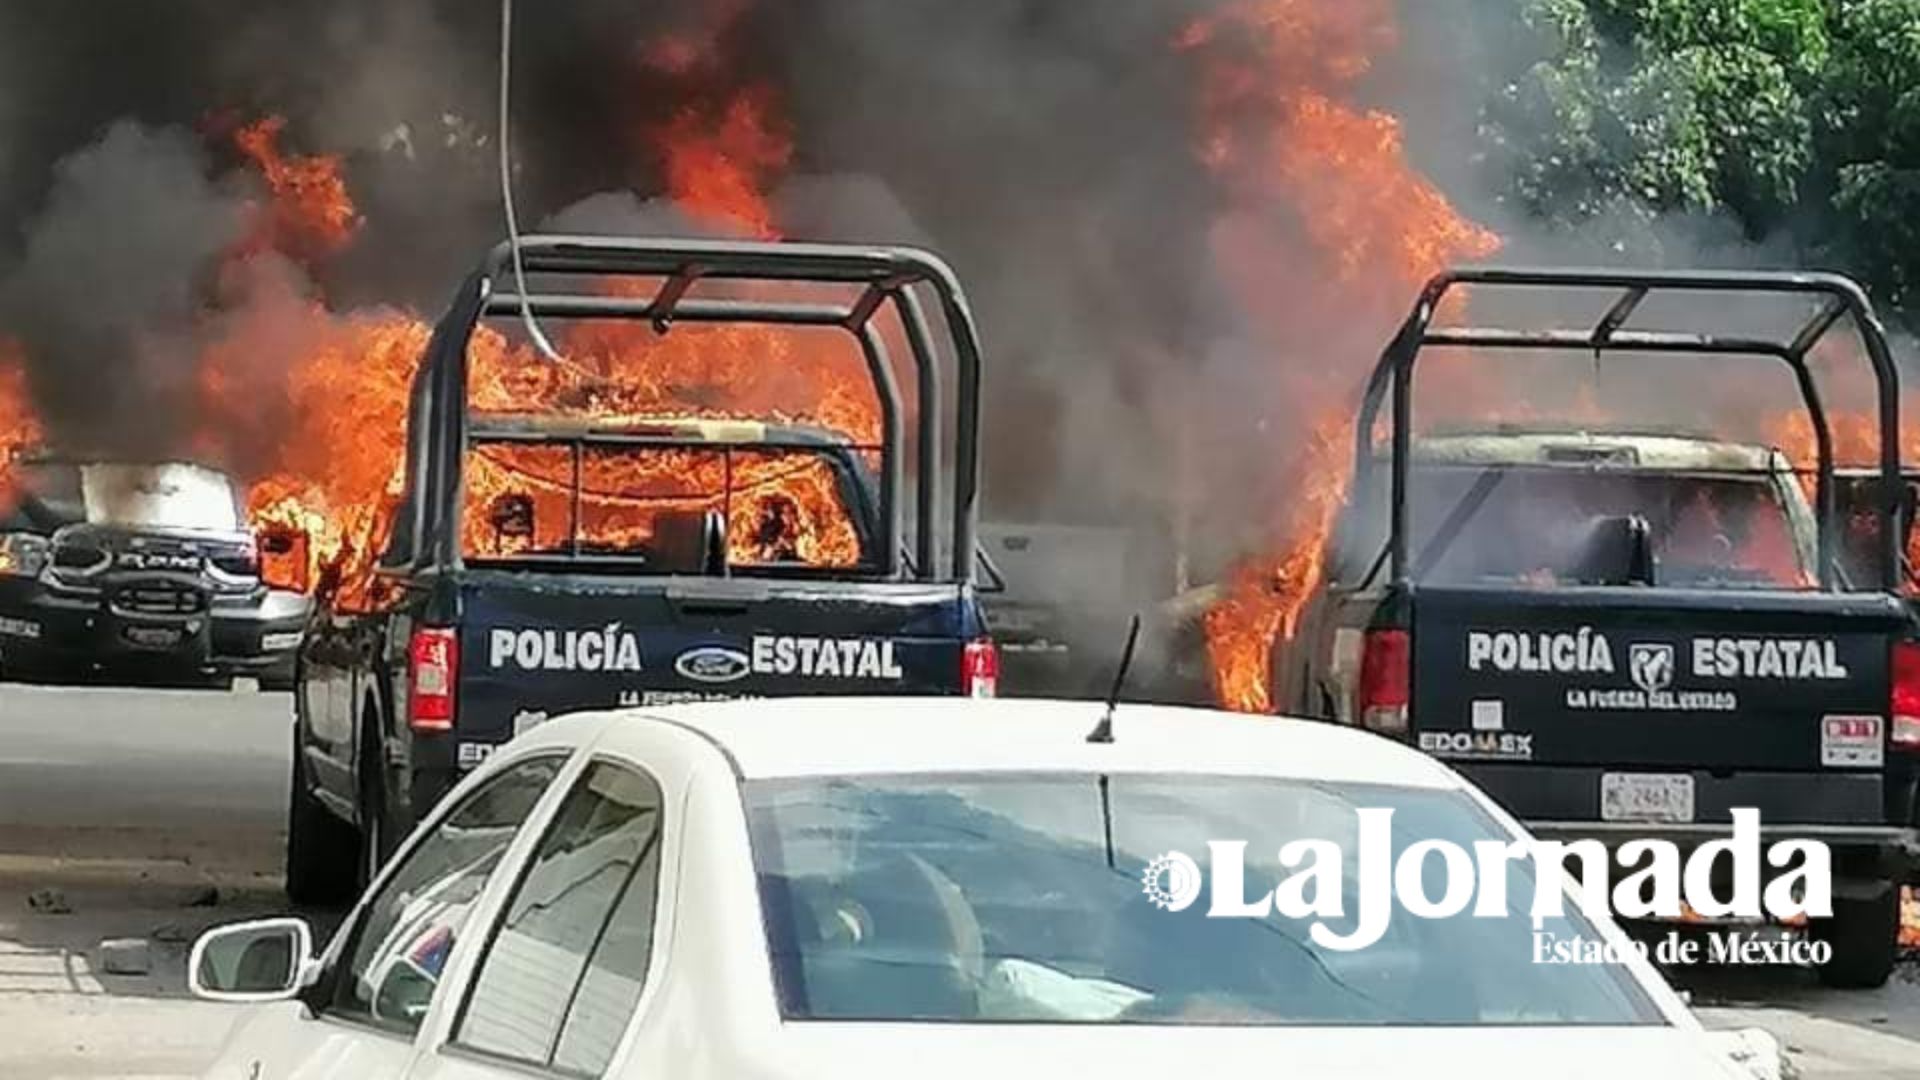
top-left (744, 773), bottom-right (1665, 1026)
top-left (1342, 464), bottom-right (1811, 589)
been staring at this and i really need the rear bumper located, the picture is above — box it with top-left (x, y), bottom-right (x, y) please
top-left (1522, 820), bottom-right (1920, 882)
top-left (1453, 761), bottom-right (1920, 882)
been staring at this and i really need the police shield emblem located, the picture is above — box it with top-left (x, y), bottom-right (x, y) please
top-left (1629, 643), bottom-right (1674, 694)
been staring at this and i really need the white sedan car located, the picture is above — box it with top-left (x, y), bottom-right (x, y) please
top-left (188, 698), bottom-right (1779, 1080)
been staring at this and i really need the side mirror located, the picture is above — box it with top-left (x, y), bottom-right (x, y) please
top-left (187, 917), bottom-right (315, 1003)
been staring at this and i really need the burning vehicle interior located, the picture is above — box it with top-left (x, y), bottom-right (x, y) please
top-left (367, 233), bottom-right (988, 591)
top-left (459, 415), bottom-right (879, 577)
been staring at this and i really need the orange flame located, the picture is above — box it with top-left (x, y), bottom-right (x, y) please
top-left (225, 314), bottom-right (432, 596)
top-left (230, 116), bottom-right (362, 264)
top-left (1182, 1), bottom-right (1501, 712)
top-left (1201, 416), bottom-right (1352, 711)
top-left (213, 42), bottom-right (872, 605)
top-left (1761, 389), bottom-right (1920, 585)
top-left (655, 85), bottom-right (793, 240)
top-left (0, 342), bottom-right (42, 512)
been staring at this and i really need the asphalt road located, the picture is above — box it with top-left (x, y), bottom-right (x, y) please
top-left (0, 682), bottom-right (300, 1079)
top-left (0, 682), bottom-right (1916, 1078)
top-left (0, 681), bottom-right (288, 833)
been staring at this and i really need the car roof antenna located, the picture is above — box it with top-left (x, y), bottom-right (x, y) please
top-left (1086, 613), bottom-right (1142, 744)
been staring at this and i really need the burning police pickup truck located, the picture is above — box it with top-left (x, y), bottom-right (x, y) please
top-left (0, 453), bottom-right (309, 687)
top-left (1279, 267), bottom-right (1920, 989)
top-left (285, 235), bottom-right (998, 903)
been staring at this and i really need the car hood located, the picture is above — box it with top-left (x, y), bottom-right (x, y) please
top-left (758, 1024), bottom-right (1752, 1080)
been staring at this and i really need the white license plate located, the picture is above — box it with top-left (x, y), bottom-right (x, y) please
top-left (124, 625), bottom-right (184, 648)
top-left (1821, 715), bottom-right (1884, 768)
top-left (1600, 773), bottom-right (1695, 823)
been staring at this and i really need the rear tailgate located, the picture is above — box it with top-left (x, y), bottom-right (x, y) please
top-left (452, 572), bottom-right (981, 744)
top-left (1410, 585), bottom-right (1913, 823)
top-left (1413, 585), bottom-right (1911, 769)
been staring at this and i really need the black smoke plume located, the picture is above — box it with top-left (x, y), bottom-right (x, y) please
top-left (0, 1), bottom-right (1590, 637)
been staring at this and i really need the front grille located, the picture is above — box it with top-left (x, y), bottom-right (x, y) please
top-left (111, 582), bottom-right (209, 616)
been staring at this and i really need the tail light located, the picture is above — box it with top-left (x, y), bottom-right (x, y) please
top-left (408, 627), bottom-right (458, 732)
top-left (961, 638), bottom-right (999, 699)
top-left (1892, 640), bottom-right (1920, 751)
top-left (1358, 628), bottom-right (1410, 734)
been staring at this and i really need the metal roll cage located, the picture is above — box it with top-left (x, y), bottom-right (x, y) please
top-left (1353, 267), bottom-right (1904, 591)
top-left (399, 235), bottom-right (985, 583)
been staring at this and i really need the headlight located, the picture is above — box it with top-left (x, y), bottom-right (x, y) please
top-left (0, 533), bottom-right (51, 577)
top-left (211, 549), bottom-right (260, 578)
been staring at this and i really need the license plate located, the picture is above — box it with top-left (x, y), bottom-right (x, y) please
top-left (1600, 773), bottom-right (1695, 823)
top-left (123, 625), bottom-right (183, 648)
top-left (1821, 715), bottom-right (1884, 768)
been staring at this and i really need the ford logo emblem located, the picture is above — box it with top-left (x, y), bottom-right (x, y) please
top-left (675, 646), bottom-right (750, 684)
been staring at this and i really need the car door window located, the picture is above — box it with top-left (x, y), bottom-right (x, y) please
top-left (324, 754), bottom-right (569, 1035)
top-left (452, 760), bottom-right (665, 1075)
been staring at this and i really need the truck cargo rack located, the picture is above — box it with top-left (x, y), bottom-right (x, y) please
top-left (394, 235), bottom-right (986, 584)
top-left (1353, 267), bottom-right (1905, 591)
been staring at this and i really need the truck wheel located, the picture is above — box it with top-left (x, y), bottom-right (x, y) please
top-left (1811, 879), bottom-right (1898, 989)
top-left (285, 728), bottom-right (360, 908)
top-left (355, 724), bottom-right (395, 893)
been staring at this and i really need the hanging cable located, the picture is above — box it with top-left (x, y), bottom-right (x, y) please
top-left (499, 0), bottom-right (562, 361)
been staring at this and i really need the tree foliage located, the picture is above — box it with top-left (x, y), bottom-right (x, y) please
top-left (1479, 0), bottom-right (1920, 319)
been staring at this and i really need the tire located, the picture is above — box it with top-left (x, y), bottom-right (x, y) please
top-left (1811, 879), bottom-right (1899, 989)
top-left (355, 721), bottom-right (396, 894)
top-left (284, 725), bottom-right (360, 908)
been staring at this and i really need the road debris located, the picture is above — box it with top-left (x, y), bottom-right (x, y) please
top-left (97, 937), bottom-right (151, 976)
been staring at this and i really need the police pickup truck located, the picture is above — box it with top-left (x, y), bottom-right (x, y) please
top-left (287, 236), bottom-right (997, 904)
top-left (1279, 267), bottom-right (1920, 988)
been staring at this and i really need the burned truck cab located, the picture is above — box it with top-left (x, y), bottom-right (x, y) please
top-left (0, 455), bottom-right (310, 686)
